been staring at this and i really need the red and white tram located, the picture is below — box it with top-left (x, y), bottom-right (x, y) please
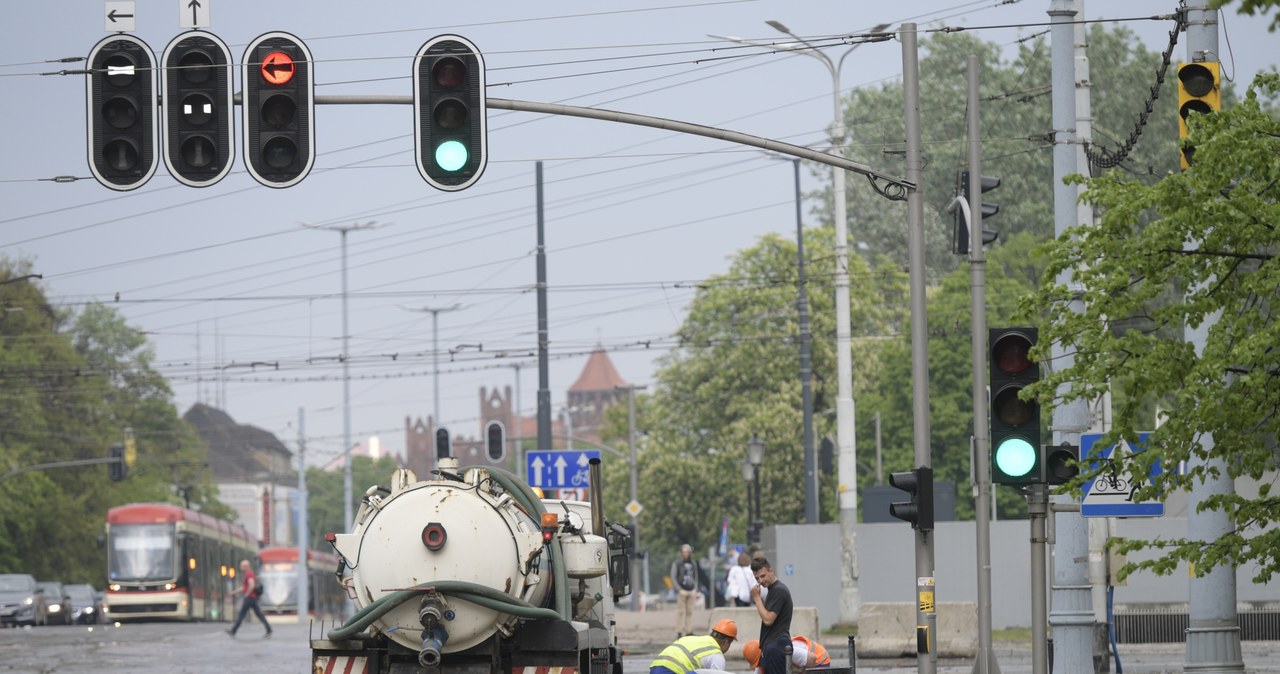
top-left (103, 503), bottom-right (257, 622)
top-left (257, 546), bottom-right (345, 622)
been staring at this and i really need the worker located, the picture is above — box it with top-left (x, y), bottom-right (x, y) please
top-left (649, 618), bottom-right (739, 674)
top-left (743, 636), bottom-right (832, 673)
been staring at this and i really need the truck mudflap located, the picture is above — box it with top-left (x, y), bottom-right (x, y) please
top-left (313, 653), bottom-right (372, 674)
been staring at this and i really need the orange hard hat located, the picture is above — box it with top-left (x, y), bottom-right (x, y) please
top-left (743, 639), bottom-right (761, 668)
top-left (711, 618), bottom-right (738, 640)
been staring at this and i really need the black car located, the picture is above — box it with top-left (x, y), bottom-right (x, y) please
top-left (36, 582), bottom-right (71, 626)
top-left (64, 584), bottom-right (101, 625)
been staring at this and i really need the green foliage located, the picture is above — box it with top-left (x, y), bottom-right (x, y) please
top-left (306, 454), bottom-right (405, 546)
top-left (0, 259), bottom-right (227, 586)
top-left (1211, 0), bottom-right (1280, 31)
top-left (1026, 73), bottom-right (1280, 582)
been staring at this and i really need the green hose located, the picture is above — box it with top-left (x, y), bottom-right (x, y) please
top-left (326, 579), bottom-right (562, 641)
top-left (484, 466), bottom-right (574, 622)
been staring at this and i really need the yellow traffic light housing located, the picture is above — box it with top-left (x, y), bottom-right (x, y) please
top-left (1177, 61), bottom-right (1220, 170)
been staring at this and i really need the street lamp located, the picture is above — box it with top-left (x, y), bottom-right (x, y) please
top-left (401, 303), bottom-right (463, 473)
top-left (710, 21), bottom-right (890, 526)
top-left (746, 434), bottom-right (765, 544)
top-left (742, 457), bottom-right (756, 543)
top-left (301, 220), bottom-right (386, 531)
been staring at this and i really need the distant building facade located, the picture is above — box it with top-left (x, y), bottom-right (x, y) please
top-left (405, 347), bottom-right (628, 478)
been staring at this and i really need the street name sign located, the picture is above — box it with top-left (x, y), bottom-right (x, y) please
top-left (526, 449), bottom-right (600, 490)
top-left (1080, 432), bottom-right (1164, 518)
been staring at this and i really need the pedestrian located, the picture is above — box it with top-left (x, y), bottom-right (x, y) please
top-left (227, 559), bottom-right (273, 638)
top-left (670, 543), bottom-right (699, 638)
top-left (750, 556), bottom-right (792, 674)
top-left (742, 636), bottom-right (832, 673)
top-left (724, 551), bottom-right (757, 607)
top-left (649, 618), bottom-right (738, 674)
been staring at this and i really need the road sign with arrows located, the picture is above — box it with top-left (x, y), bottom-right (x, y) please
top-left (526, 450), bottom-right (600, 490)
top-left (180, 0), bottom-right (210, 28)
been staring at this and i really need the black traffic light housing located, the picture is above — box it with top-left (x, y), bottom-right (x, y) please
top-left (1177, 61), bottom-right (1220, 170)
top-left (434, 427), bottom-right (451, 459)
top-left (485, 420), bottom-right (506, 462)
top-left (953, 170), bottom-right (1000, 255)
top-left (161, 31), bottom-right (235, 187)
top-left (1043, 442), bottom-right (1079, 485)
top-left (108, 443), bottom-right (126, 482)
top-left (413, 35), bottom-right (487, 191)
top-left (888, 466), bottom-right (933, 531)
top-left (86, 34), bottom-right (158, 191)
top-left (989, 327), bottom-right (1042, 485)
top-left (242, 32), bottom-right (315, 188)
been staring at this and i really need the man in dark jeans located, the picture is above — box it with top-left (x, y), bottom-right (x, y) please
top-left (227, 559), bottom-right (273, 638)
top-left (750, 556), bottom-right (792, 674)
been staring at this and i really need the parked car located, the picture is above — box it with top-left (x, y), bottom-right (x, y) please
top-left (0, 574), bottom-right (47, 627)
top-left (63, 584), bottom-right (100, 625)
top-left (36, 582), bottom-right (71, 626)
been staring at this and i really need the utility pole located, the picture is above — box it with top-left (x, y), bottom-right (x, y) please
top-left (902, 24), bottom-right (936, 674)
top-left (1046, 3), bottom-right (1092, 674)
top-left (1182, 3), bottom-right (1244, 672)
top-left (301, 220), bottom-right (383, 531)
top-left (790, 157), bottom-right (817, 524)
top-left (618, 383), bottom-right (647, 610)
top-left (535, 162), bottom-right (552, 453)
top-left (963, 54), bottom-right (1000, 674)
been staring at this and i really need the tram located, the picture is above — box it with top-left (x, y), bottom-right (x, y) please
top-left (257, 546), bottom-right (345, 622)
top-left (103, 503), bottom-right (257, 622)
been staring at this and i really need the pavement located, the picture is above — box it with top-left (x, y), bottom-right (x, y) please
top-left (611, 607), bottom-right (1280, 673)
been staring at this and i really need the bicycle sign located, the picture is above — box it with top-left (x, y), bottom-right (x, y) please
top-left (526, 450), bottom-right (601, 490)
top-left (1080, 432), bottom-right (1164, 518)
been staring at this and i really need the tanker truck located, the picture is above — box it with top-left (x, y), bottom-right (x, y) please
top-left (310, 456), bottom-right (632, 674)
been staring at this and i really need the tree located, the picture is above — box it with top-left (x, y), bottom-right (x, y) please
top-left (0, 258), bottom-right (227, 584)
top-left (306, 454), bottom-right (404, 547)
top-left (1026, 73), bottom-right (1280, 581)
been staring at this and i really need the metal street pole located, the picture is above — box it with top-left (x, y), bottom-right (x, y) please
top-left (301, 220), bottom-right (383, 531)
top-left (620, 384), bottom-right (647, 611)
top-left (902, 23), bottom-right (936, 674)
top-left (791, 157), bottom-right (816, 525)
top-left (296, 407), bottom-right (309, 624)
top-left (403, 303), bottom-right (462, 474)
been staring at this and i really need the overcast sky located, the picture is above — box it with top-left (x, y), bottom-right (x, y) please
top-left (2, 1), bottom-right (1275, 467)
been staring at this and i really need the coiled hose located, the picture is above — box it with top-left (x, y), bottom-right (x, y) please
top-left (327, 579), bottom-right (561, 641)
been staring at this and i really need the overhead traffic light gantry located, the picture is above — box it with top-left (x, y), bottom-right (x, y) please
top-left (952, 170), bottom-right (1000, 255)
top-left (1177, 61), bottom-right (1220, 170)
top-left (161, 31), bottom-right (235, 187)
top-left (989, 327), bottom-right (1041, 486)
top-left (413, 35), bottom-right (487, 191)
top-left (86, 34), bottom-right (159, 191)
top-left (242, 32), bottom-right (315, 188)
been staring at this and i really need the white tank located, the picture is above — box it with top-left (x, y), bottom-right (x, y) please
top-left (330, 465), bottom-right (550, 653)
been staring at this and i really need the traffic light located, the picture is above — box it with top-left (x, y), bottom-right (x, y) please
top-left (86, 34), bottom-right (158, 191)
top-left (485, 420), bottom-right (506, 462)
top-left (413, 35), bottom-right (487, 191)
top-left (887, 466), bottom-right (933, 531)
top-left (108, 444), bottom-right (126, 482)
top-left (1177, 61), bottom-right (1220, 170)
top-left (1043, 442), bottom-right (1079, 485)
top-left (989, 327), bottom-right (1041, 485)
top-left (242, 32), bottom-right (315, 188)
top-left (161, 32), bottom-right (235, 187)
top-left (434, 427), bottom-right (451, 459)
top-left (952, 170), bottom-right (1000, 255)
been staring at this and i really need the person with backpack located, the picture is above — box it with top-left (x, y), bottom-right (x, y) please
top-left (670, 544), bottom-right (700, 638)
top-left (227, 559), bottom-right (273, 638)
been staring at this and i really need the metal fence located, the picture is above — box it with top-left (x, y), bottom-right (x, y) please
top-left (1114, 604), bottom-right (1280, 643)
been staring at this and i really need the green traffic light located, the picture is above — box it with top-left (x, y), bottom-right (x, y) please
top-left (435, 140), bottom-right (468, 172)
top-left (995, 437), bottom-right (1036, 477)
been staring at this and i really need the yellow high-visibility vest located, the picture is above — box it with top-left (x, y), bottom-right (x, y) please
top-left (649, 635), bottom-right (721, 674)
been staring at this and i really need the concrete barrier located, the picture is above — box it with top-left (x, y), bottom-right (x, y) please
top-left (707, 606), bottom-right (821, 660)
top-left (855, 602), bottom-right (977, 658)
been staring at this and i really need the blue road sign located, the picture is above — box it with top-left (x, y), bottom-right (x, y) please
top-left (526, 450), bottom-right (601, 490)
top-left (1080, 432), bottom-right (1164, 518)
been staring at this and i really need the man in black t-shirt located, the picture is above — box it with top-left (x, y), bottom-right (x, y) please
top-left (749, 556), bottom-right (792, 674)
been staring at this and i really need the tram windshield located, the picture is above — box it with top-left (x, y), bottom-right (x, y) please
top-left (259, 562), bottom-right (297, 608)
top-left (108, 523), bottom-right (176, 582)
